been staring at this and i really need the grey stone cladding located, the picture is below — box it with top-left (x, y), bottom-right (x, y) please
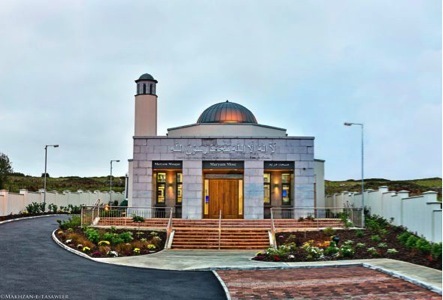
top-left (132, 136), bottom-right (315, 219)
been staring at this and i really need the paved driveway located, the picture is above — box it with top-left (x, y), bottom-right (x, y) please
top-left (0, 216), bottom-right (226, 300)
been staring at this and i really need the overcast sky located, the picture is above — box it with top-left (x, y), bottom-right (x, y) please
top-left (0, 0), bottom-right (441, 181)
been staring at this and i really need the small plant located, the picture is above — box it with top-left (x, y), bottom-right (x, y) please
top-left (132, 215), bottom-right (145, 223)
top-left (48, 203), bottom-right (58, 213)
top-left (415, 238), bottom-right (431, 254)
top-left (84, 228), bottom-right (100, 244)
top-left (305, 215), bottom-right (315, 221)
top-left (340, 245), bottom-right (355, 258)
top-left (324, 242), bottom-right (339, 256)
top-left (298, 217), bottom-right (305, 222)
top-left (323, 227), bottom-right (335, 236)
top-left (133, 248), bottom-right (141, 254)
top-left (343, 240), bottom-right (354, 246)
top-left (370, 235), bottom-right (382, 242)
top-left (147, 244), bottom-right (156, 250)
top-left (82, 246), bottom-right (91, 253)
top-left (367, 247), bottom-right (379, 257)
top-left (405, 235), bottom-right (419, 249)
top-left (57, 215), bottom-right (81, 230)
top-left (386, 248), bottom-right (398, 255)
top-left (431, 243), bottom-right (442, 260)
top-left (98, 240), bottom-right (110, 246)
top-left (119, 231), bottom-right (134, 243)
top-left (397, 231), bottom-right (411, 244)
top-left (356, 242), bottom-right (366, 248)
top-left (355, 230), bottom-right (364, 238)
top-left (377, 242), bottom-right (388, 248)
top-left (379, 228), bottom-right (388, 237)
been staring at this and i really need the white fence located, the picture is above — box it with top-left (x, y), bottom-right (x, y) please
top-left (326, 186), bottom-right (442, 243)
top-left (0, 189), bottom-right (125, 216)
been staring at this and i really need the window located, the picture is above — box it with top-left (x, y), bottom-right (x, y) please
top-left (264, 173), bottom-right (271, 204)
top-left (156, 172), bottom-right (166, 204)
top-left (176, 172), bottom-right (182, 204)
top-left (282, 173), bottom-right (291, 204)
top-left (143, 83), bottom-right (146, 94)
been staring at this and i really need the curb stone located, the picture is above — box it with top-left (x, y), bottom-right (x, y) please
top-left (212, 271), bottom-right (232, 300)
top-left (363, 263), bottom-right (442, 295)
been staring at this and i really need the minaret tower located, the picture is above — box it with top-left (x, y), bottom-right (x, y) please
top-left (134, 73), bottom-right (158, 136)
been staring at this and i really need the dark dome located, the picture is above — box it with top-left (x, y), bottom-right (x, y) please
top-left (138, 73), bottom-right (155, 80)
top-left (197, 101), bottom-right (257, 124)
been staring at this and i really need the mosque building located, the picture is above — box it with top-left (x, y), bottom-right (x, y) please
top-left (127, 73), bottom-right (325, 219)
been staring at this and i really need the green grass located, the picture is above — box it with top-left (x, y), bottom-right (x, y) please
top-left (326, 177), bottom-right (442, 201)
top-left (4, 175), bottom-right (125, 193)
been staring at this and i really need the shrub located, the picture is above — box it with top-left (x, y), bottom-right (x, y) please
top-left (415, 238), bottom-right (432, 254)
top-left (367, 247), bottom-right (379, 257)
top-left (103, 232), bottom-right (124, 245)
top-left (57, 215), bottom-right (81, 230)
top-left (340, 245), bottom-right (355, 258)
top-left (119, 232), bottom-right (134, 243)
top-left (48, 203), bottom-right (58, 213)
top-left (355, 230), bottom-right (364, 238)
top-left (397, 231), bottom-right (411, 244)
top-left (370, 235), bottom-right (381, 242)
top-left (377, 242), bottom-right (388, 248)
top-left (431, 243), bottom-right (442, 260)
top-left (324, 242), bottom-right (339, 256)
top-left (323, 227), bottom-right (335, 236)
top-left (133, 215), bottom-right (145, 223)
top-left (84, 228), bottom-right (100, 244)
top-left (405, 235), bottom-right (419, 249)
top-left (365, 219), bottom-right (381, 233)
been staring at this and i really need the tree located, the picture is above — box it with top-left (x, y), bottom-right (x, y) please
top-left (0, 153), bottom-right (13, 189)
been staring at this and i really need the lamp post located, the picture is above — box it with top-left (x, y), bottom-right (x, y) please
top-left (344, 122), bottom-right (365, 227)
top-left (43, 144), bottom-right (59, 206)
top-left (109, 159), bottom-right (120, 204)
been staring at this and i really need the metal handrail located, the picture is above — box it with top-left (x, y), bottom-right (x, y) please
top-left (164, 207), bottom-right (174, 250)
top-left (270, 208), bottom-right (276, 248)
top-left (218, 210), bottom-right (222, 250)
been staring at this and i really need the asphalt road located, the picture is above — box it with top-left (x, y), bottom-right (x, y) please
top-left (0, 216), bottom-right (226, 300)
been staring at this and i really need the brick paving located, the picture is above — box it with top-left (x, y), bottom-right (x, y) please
top-left (216, 266), bottom-right (441, 299)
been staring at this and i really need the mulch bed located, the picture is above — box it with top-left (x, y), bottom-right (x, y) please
top-left (254, 226), bottom-right (442, 270)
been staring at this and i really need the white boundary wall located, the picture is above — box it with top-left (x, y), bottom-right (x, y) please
top-left (0, 189), bottom-right (124, 216)
top-left (326, 186), bottom-right (442, 243)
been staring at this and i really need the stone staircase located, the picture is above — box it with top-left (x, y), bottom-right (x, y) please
top-left (96, 218), bottom-right (344, 250)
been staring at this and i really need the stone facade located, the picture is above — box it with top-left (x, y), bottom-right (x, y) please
top-left (131, 136), bottom-right (315, 219)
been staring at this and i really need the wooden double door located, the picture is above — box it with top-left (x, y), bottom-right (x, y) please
top-left (207, 179), bottom-right (242, 219)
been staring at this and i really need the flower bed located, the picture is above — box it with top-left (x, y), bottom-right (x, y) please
top-left (55, 216), bottom-right (166, 257)
top-left (254, 216), bottom-right (442, 270)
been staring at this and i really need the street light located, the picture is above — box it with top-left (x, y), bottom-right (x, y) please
top-left (44, 144), bottom-right (59, 206)
top-left (344, 122), bottom-right (365, 227)
top-left (110, 159), bottom-right (120, 204)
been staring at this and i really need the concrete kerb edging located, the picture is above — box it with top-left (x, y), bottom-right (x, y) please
top-left (51, 229), bottom-right (171, 269)
top-left (363, 263), bottom-right (442, 295)
top-left (52, 229), bottom-right (101, 262)
top-left (212, 271), bottom-right (231, 300)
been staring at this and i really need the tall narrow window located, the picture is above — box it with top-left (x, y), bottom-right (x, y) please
top-left (156, 172), bottom-right (166, 204)
top-left (143, 83), bottom-right (146, 94)
top-left (149, 84), bottom-right (153, 94)
top-left (282, 173), bottom-right (291, 205)
top-left (176, 172), bottom-right (182, 204)
top-left (264, 173), bottom-right (271, 204)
